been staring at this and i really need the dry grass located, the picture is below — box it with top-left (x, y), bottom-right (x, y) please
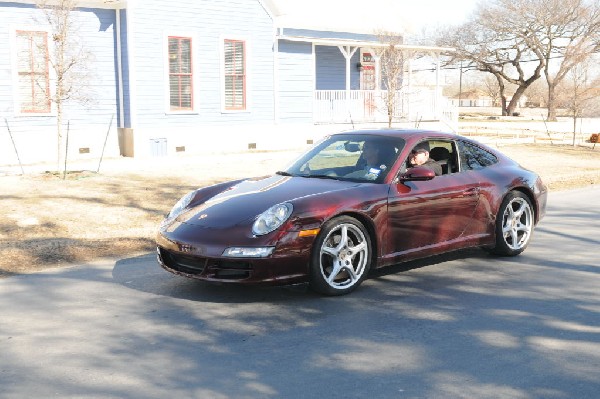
top-left (1, 144), bottom-right (598, 277)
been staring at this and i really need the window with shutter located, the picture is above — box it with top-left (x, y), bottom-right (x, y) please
top-left (168, 36), bottom-right (193, 111)
top-left (16, 31), bottom-right (50, 113)
top-left (224, 39), bottom-right (246, 110)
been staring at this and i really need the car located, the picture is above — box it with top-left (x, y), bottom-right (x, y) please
top-left (156, 129), bottom-right (548, 295)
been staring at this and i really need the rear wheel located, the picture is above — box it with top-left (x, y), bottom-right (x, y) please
top-left (490, 191), bottom-right (534, 256)
top-left (309, 216), bottom-right (372, 296)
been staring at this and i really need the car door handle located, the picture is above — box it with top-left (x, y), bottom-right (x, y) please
top-left (462, 187), bottom-right (480, 197)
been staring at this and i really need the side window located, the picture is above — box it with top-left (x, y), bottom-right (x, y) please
top-left (223, 39), bottom-right (246, 110)
top-left (16, 30), bottom-right (51, 113)
top-left (457, 141), bottom-right (498, 171)
top-left (168, 36), bottom-right (194, 111)
top-left (428, 140), bottom-right (457, 175)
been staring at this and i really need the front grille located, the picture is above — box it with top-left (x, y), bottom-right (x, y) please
top-left (159, 248), bottom-right (252, 280)
top-left (164, 251), bottom-right (207, 275)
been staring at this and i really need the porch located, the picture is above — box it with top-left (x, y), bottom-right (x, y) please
top-left (313, 89), bottom-right (458, 130)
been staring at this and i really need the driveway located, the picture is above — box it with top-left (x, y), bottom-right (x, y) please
top-left (1, 187), bottom-right (599, 399)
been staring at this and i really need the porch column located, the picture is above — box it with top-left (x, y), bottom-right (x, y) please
top-left (407, 52), bottom-right (413, 121)
top-left (434, 51), bottom-right (440, 119)
top-left (338, 45), bottom-right (359, 121)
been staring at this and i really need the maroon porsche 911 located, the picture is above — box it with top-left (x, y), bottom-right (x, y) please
top-left (156, 129), bottom-right (547, 295)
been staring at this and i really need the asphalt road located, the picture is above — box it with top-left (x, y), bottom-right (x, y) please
top-left (1, 187), bottom-right (599, 399)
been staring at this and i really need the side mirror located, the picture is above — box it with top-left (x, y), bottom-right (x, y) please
top-left (344, 142), bottom-right (361, 152)
top-left (398, 167), bottom-right (436, 182)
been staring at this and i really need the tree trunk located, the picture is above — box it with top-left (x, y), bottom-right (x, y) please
top-left (501, 96), bottom-right (508, 116)
top-left (495, 74), bottom-right (508, 116)
top-left (56, 102), bottom-right (63, 173)
top-left (506, 84), bottom-right (529, 116)
top-left (572, 112), bottom-right (577, 146)
top-left (547, 84), bottom-right (558, 121)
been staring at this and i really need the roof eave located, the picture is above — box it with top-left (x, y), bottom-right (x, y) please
top-left (277, 34), bottom-right (454, 53)
top-left (0, 0), bottom-right (126, 9)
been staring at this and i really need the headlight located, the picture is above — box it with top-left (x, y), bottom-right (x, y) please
top-left (168, 191), bottom-right (196, 218)
top-left (252, 203), bottom-right (293, 236)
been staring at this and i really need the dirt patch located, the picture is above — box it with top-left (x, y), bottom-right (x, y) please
top-left (1, 144), bottom-right (598, 276)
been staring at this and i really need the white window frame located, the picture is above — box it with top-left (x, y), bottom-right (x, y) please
top-left (9, 24), bottom-right (55, 117)
top-left (220, 35), bottom-right (251, 113)
top-left (163, 31), bottom-right (199, 115)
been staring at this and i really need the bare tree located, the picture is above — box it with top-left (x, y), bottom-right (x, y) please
top-left (36, 0), bottom-right (95, 172)
top-left (524, 79), bottom-right (548, 107)
top-left (506, 0), bottom-right (600, 121)
top-left (374, 32), bottom-right (405, 127)
top-left (437, 13), bottom-right (545, 116)
top-left (559, 61), bottom-right (599, 145)
top-left (437, 0), bottom-right (600, 119)
top-left (482, 75), bottom-right (502, 107)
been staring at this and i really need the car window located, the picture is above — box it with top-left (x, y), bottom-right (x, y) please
top-left (457, 141), bottom-right (498, 171)
top-left (285, 134), bottom-right (405, 183)
top-left (428, 140), bottom-right (457, 174)
top-left (306, 141), bottom-right (362, 170)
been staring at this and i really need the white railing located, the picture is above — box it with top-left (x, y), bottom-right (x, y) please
top-left (314, 89), bottom-right (457, 128)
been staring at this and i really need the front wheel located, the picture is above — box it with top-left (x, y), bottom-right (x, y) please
top-left (309, 216), bottom-right (372, 296)
top-left (489, 191), bottom-right (535, 256)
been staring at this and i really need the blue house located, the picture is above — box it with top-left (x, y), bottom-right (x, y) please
top-left (0, 0), bottom-right (453, 165)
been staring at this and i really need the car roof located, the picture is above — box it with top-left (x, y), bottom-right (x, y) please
top-left (332, 129), bottom-right (460, 140)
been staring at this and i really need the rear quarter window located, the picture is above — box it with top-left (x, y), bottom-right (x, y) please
top-left (458, 141), bottom-right (498, 171)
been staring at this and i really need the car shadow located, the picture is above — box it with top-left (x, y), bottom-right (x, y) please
top-left (112, 247), bottom-right (490, 304)
top-left (369, 247), bottom-right (490, 278)
top-left (111, 253), bottom-right (317, 304)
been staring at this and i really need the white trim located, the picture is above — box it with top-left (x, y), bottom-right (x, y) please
top-left (115, 9), bottom-right (124, 128)
top-left (311, 42), bottom-right (316, 89)
top-left (278, 34), bottom-right (454, 53)
top-left (126, 4), bottom-right (137, 127)
top-left (273, 27), bottom-right (279, 123)
top-left (219, 34), bottom-right (252, 114)
top-left (0, 0), bottom-right (127, 8)
top-left (163, 31), bottom-right (199, 115)
top-left (9, 24), bottom-right (56, 117)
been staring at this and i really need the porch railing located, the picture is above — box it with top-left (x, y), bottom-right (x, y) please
top-left (314, 89), bottom-right (457, 130)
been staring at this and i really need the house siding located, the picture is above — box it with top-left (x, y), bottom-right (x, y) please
top-left (0, 3), bottom-right (119, 164)
top-left (277, 40), bottom-right (313, 123)
top-left (128, 0), bottom-right (275, 129)
top-left (315, 45), bottom-right (360, 90)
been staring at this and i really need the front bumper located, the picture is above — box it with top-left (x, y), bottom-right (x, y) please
top-left (156, 226), bottom-right (315, 285)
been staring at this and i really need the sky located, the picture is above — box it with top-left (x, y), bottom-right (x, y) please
top-left (271, 0), bottom-right (480, 35)
top-left (399, 0), bottom-right (480, 29)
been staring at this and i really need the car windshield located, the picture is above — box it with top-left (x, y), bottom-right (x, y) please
top-left (284, 134), bottom-right (405, 183)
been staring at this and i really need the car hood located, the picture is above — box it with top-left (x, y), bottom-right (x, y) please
top-left (176, 175), bottom-right (367, 228)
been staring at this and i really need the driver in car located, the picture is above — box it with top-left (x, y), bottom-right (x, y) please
top-left (359, 141), bottom-right (391, 180)
top-left (408, 143), bottom-right (442, 176)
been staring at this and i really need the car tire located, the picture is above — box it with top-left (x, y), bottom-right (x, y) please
top-left (489, 191), bottom-right (535, 256)
top-left (309, 216), bottom-right (372, 296)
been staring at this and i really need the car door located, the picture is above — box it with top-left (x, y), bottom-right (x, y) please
top-left (385, 140), bottom-right (481, 257)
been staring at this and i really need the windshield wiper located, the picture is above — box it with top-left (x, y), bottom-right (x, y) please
top-left (303, 174), bottom-right (339, 180)
top-left (276, 171), bottom-right (293, 176)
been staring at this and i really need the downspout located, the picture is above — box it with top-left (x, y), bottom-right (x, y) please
top-left (116, 8), bottom-right (124, 129)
